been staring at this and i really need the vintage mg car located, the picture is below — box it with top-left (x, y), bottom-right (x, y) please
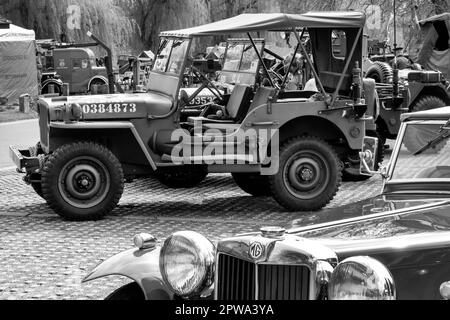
top-left (10, 12), bottom-right (381, 221)
top-left (84, 107), bottom-right (450, 300)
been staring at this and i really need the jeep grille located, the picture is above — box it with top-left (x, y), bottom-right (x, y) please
top-left (216, 254), bottom-right (310, 300)
top-left (38, 102), bottom-right (50, 150)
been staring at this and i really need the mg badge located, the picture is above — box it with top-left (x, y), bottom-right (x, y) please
top-left (249, 242), bottom-right (264, 260)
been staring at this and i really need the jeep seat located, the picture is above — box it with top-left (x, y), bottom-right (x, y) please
top-left (187, 84), bottom-right (253, 124)
top-left (202, 86), bottom-right (277, 131)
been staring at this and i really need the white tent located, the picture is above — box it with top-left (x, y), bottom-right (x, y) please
top-left (0, 23), bottom-right (38, 104)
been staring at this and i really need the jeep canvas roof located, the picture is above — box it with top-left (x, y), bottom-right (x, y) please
top-left (160, 11), bottom-right (366, 37)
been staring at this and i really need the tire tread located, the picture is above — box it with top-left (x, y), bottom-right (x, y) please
top-left (41, 141), bottom-right (124, 221)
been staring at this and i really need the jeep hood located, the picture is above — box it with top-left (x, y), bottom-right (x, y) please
top-left (40, 92), bottom-right (173, 120)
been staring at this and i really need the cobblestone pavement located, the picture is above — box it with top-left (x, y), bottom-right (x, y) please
top-left (0, 148), bottom-right (392, 300)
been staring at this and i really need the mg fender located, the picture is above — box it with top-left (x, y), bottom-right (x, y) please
top-left (83, 247), bottom-right (174, 300)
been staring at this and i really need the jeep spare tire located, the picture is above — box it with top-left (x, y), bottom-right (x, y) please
top-left (41, 142), bottom-right (124, 221)
top-left (268, 136), bottom-right (342, 211)
top-left (403, 95), bottom-right (447, 154)
top-left (365, 61), bottom-right (393, 83)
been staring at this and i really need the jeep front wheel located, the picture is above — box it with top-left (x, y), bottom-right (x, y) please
top-left (269, 137), bottom-right (342, 211)
top-left (41, 142), bottom-right (124, 221)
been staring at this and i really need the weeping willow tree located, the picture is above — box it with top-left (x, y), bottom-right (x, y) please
top-left (0, 0), bottom-right (142, 58)
top-left (0, 0), bottom-right (446, 59)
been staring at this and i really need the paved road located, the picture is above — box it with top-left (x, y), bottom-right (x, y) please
top-left (0, 163), bottom-right (386, 300)
top-left (0, 120), bottom-right (39, 168)
top-left (0, 124), bottom-right (394, 299)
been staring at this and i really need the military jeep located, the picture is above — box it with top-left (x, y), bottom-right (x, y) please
top-left (10, 12), bottom-right (377, 221)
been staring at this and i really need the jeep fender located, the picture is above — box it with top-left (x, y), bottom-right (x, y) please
top-left (243, 101), bottom-right (366, 150)
top-left (408, 82), bottom-right (450, 106)
top-left (83, 247), bottom-right (174, 300)
top-left (48, 121), bottom-right (157, 170)
top-left (88, 75), bottom-right (108, 89)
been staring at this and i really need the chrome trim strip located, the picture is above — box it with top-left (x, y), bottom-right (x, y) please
top-left (254, 263), bottom-right (259, 301)
top-left (287, 200), bottom-right (450, 235)
top-left (214, 251), bottom-right (220, 300)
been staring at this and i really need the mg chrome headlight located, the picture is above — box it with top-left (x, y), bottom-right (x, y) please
top-left (328, 256), bottom-right (396, 300)
top-left (159, 231), bottom-right (215, 297)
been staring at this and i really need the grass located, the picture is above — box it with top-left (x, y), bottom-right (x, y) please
top-left (0, 104), bottom-right (38, 123)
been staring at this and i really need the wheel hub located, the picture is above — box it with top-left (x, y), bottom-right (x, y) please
top-left (300, 167), bottom-right (314, 181)
top-left (283, 151), bottom-right (330, 200)
top-left (58, 156), bottom-right (111, 209)
top-left (66, 165), bottom-right (102, 200)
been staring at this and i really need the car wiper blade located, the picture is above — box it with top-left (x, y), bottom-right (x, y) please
top-left (413, 119), bottom-right (450, 155)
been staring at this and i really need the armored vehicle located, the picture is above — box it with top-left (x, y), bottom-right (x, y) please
top-left (10, 12), bottom-right (377, 220)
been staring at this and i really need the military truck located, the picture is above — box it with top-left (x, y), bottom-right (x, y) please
top-left (37, 32), bottom-right (117, 96)
top-left (360, 20), bottom-right (450, 149)
top-left (10, 12), bottom-right (379, 221)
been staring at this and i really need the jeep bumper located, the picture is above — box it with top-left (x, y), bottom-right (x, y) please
top-left (9, 145), bottom-right (40, 172)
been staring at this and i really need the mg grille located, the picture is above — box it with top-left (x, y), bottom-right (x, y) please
top-left (217, 254), bottom-right (310, 300)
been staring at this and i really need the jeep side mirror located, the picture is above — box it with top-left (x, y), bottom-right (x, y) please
top-left (359, 136), bottom-right (379, 176)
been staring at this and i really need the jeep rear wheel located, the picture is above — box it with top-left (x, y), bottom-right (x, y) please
top-left (232, 173), bottom-right (271, 197)
top-left (41, 142), bottom-right (124, 221)
top-left (156, 165), bottom-right (208, 188)
top-left (269, 136), bottom-right (342, 211)
top-left (403, 95), bottom-right (447, 154)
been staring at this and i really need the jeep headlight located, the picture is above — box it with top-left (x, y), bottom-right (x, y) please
top-left (328, 256), bottom-right (396, 300)
top-left (159, 231), bottom-right (215, 297)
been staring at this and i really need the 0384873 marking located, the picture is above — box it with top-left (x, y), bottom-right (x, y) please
top-left (82, 103), bottom-right (137, 114)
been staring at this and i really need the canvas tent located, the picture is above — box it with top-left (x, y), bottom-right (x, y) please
top-left (417, 13), bottom-right (450, 79)
top-left (0, 22), bottom-right (38, 104)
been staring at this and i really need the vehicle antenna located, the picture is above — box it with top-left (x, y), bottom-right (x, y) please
top-left (392, 0), bottom-right (399, 97)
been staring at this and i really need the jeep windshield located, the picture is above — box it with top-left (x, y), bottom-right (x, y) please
top-left (220, 39), bottom-right (264, 85)
top-left (153, 38), bottom-right (190, 75)
top-left (390, 121), bottom-right (450, 182)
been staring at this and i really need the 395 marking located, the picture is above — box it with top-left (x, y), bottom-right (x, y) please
top-left (82, 103), bottom-right (137, 114)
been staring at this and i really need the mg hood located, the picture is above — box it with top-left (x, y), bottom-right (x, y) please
top-left (292, 196), bottom-right (450, 240)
